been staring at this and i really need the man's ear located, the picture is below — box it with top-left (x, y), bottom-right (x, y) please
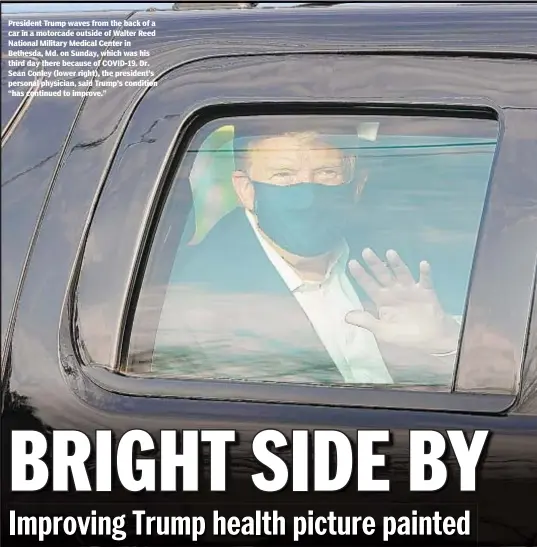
top-left (232, 170), bottom-right (255, 211)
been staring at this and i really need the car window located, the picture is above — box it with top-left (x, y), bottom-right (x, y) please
top-left (124, 113), bottom-right (499, 390)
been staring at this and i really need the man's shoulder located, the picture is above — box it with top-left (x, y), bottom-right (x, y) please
top-left (185, 207), bottom-right (257, 260)
top-left (171, 207), bottom-right (281, 291)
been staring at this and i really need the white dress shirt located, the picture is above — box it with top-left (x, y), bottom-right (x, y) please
top-left (245, 210), bottom-right (394, 384)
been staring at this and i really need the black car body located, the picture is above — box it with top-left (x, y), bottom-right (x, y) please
top-left (2, 2), bottom-right (537, 545)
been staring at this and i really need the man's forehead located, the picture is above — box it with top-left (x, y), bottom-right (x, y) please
top-left (249, 134), bottom-right (343, 155)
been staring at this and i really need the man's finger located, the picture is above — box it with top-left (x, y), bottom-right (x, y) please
top-left (362, 247), bottom-right (394, 286)
top-left (348, 259), bottom-right (380, 300)
top-left (345, 310), bottom-right (381, 333)
top-left (386, 249), bottom-right (415, 286)
top-left (419, 260), bottom-right (433, 289)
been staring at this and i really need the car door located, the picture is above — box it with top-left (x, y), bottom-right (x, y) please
top-left (5, 10), bottom-right (537, 546)
top-left (0, 9), bottom-right (134, 378)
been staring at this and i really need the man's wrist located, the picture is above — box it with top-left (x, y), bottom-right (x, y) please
top-left (430, 314), bottom-right (462, 357)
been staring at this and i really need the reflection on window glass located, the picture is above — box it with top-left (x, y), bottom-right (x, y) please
top-left (126, 114), bottom-right (499, 389)
top-left (1, 58), bottom-right (31, 132)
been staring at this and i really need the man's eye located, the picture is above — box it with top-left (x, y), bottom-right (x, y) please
top-left (317, 169), bottom-right (339, 177)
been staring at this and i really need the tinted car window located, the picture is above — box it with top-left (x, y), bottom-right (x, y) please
top-left (123, 114), bottom-right (499, 389)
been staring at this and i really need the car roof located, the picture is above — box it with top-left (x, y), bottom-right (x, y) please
top-left (2, 3), bottom-right (536, 56)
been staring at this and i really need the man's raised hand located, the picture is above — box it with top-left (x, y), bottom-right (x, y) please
top-left (345, 248), bottom-right (460, 355)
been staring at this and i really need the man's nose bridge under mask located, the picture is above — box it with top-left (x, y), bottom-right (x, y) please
top-left (294, 166), bottom-right (314, 184)
top-left (294, 151), bottom-right (332, 183)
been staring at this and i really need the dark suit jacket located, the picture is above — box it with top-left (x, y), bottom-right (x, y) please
top-left (154, 207), bottom-right (452, 386)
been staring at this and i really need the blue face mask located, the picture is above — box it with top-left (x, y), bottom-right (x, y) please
top-left (251, 181), bottom-right (356, 257)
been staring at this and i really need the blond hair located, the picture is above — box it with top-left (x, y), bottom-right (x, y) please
top-left (235, 131), bottom-right (330, 173)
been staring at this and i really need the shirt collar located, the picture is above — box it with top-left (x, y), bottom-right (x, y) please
top-left (245, 209), bottom-right (349, 292)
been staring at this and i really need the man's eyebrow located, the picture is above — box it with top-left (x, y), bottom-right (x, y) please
top-left (266, 165), bottom-right (298, 172)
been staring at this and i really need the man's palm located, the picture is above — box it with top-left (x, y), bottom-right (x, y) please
top-left (346, 248), bottom-right (460, 354)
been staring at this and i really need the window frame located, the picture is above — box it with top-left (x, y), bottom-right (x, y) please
top-left (76, 101), bottom-right (514, 414)
top-left (1, 54), bottom-right (42, 144)
top-left (66, 53), bottom-right (537, 415)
